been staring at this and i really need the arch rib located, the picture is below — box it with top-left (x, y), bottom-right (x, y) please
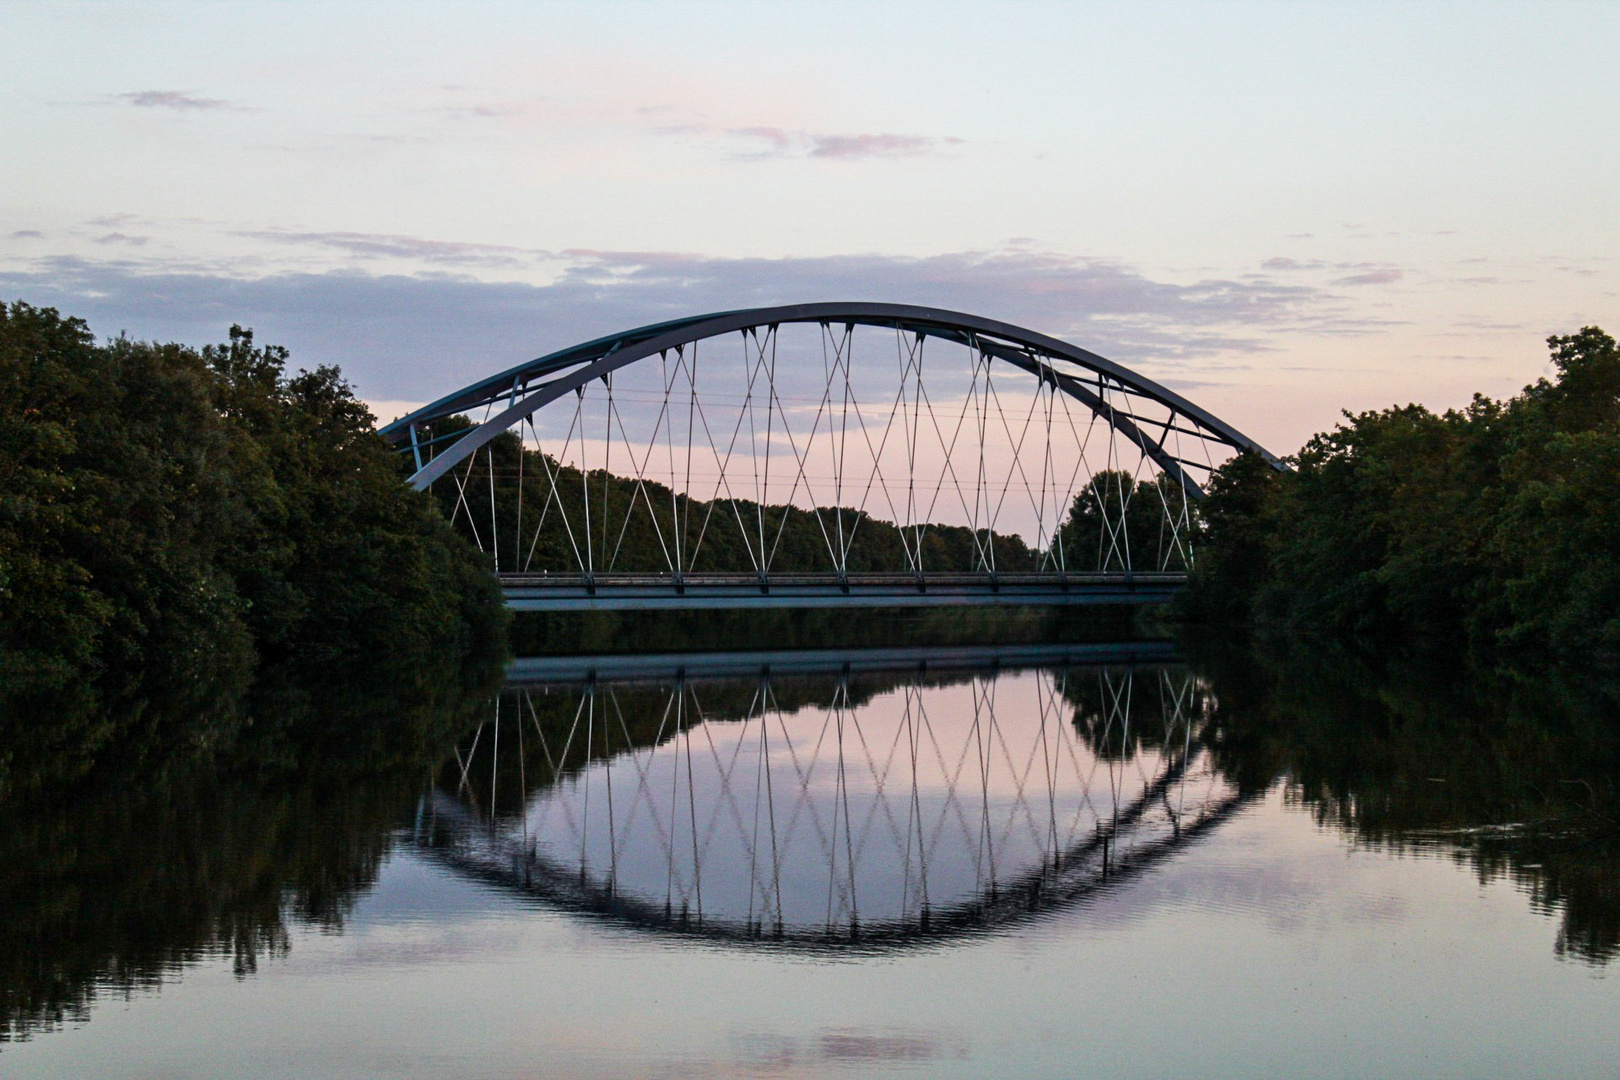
top-left (380, 303), bottom-right (1281, 493)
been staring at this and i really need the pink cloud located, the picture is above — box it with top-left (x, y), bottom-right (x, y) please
top-left (1333, 269), bottom-right (1403, 286)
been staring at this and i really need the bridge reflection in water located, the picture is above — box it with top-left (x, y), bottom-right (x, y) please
top-left (414, 644), bottom-right (1246, 949)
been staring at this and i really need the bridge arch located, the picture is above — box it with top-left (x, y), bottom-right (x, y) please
top-left (381, 302), bottom-right (1279, 493)
top-left (380, 303), bottom-right (1281, 605)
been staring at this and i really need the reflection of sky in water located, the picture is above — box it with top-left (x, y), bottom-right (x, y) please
top-left (9, 789), bottom-right (1616, 1079)
top-left (7, 658), bottom-right (1618, 1080)
top-left (458, 672), bottom-right (1229, 940)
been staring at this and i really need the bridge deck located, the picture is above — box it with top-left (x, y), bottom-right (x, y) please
top-left (499, 571), bottom-right (1185, 611)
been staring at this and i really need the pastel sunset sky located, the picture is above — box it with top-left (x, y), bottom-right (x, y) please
top-left (4, 0), bottom-right (1615, 455)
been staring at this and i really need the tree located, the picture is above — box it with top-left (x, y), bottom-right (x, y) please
top-left (1054, 469), bottom-right (1194, 573)
top-left (1179, 451), bottom-right (1280, 620)
top-left (1183, 326), bottom-right (1620, 660)
top-left (0, 304), bottom-right (506, 689)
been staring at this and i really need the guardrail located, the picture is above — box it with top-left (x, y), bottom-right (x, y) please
top-left (499, 571), bottom-right (1187, 611)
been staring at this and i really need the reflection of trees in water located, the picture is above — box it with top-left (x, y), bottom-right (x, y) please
top-left (446, 669), bottom-right (977, 818)
top-left (0, 661), bottom-right (499, 1043)
top-left (511, 604), bottom-right (1141, 659)
top-left (1467, 829), bottom-right (1619, 963)
top-left (4, 636), bottom-right (1617, 1047)
top-left (1061, 666), bottom-right (1213, 762)
top-left (430, 649), bottom-right (1620, 960)
top-left (1190, 638), bottom-right (1620, 965)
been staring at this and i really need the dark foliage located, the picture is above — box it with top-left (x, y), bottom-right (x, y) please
top-left (1183, 327), bottom-right (1620, 658)
top-left (0, 302), bottom-right (506, 689)
top-left (1051, 469), bottom-right (1195, 574)
top-left (509, 603), bottom-right (1145, 656)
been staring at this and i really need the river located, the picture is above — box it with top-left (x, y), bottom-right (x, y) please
top-left (2, 639), bottom-right (1615, 1078)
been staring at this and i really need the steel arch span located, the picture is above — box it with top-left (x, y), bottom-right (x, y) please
top-left (380, 303), bottom-right (1282, 610)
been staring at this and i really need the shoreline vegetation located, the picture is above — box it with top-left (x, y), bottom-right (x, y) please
top-left (415, 415), bottom-right (1192, 579)
top-left (1184, 327), bottom-right (1620, 662)
top-left (0, 298), bottom-right (1193, 690)
top-left (1, 302), bottom-right (506, 695)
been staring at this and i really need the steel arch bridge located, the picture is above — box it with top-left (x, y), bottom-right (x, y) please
top-left (380, 303), bottom-right (1280, 610)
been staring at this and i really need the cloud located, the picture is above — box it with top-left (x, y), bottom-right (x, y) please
top-left (117, 90), bottom-right (237, 111)
top-left (234, 228), bottom-right (540, 268)
top-left (725, 126), bottom-right (957, 160)
top-left (1262, 258), bottom-right (1405, 287)
top-left (431, 83), bottom-right (956, 164)
top-left (94, 232), bottom-right (148, 247)
top-left (10, 230), bottom-right (44, 240)
top-left (1261, 257), bottom-right (1316, 271)
top-left (1333, 268), bottom-right (1403, 286)
top-left (437, 95), bottom-right (548, 121)
top-left (1449, 317), bottom-right (1527, 333)
top-left (0, 247), bottom-right (1347, 404)
top-left (729, 125), bottom-right (794, 147)
top-left (810, 133), bottom-right (937, 159)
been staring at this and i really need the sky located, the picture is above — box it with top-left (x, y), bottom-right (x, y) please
top-left (3, 0), bottom-right (1616, 455)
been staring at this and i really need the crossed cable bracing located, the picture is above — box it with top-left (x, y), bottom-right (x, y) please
top-left (425, 324), bottom-right (1224, 579)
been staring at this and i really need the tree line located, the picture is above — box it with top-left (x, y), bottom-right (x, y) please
top-left (1185, 327), bottom-right (1620, 660)
top-left (0, 302), bottom-right (505, 691)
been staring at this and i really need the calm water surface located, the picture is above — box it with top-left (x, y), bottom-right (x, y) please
top-left (3, 642), bottom-right (1617, 1078)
